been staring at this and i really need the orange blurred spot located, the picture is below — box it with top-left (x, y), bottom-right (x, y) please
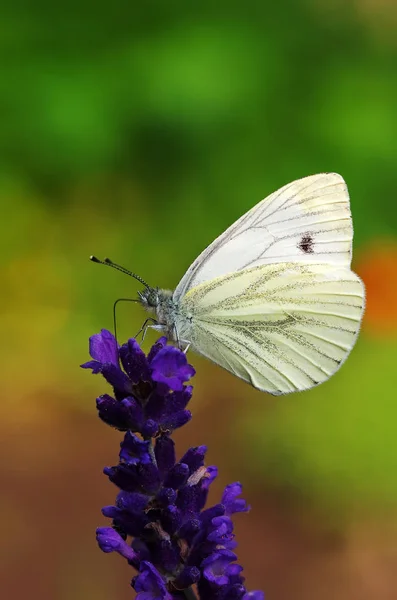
top-left (355, 242), bottom-right (397, 336)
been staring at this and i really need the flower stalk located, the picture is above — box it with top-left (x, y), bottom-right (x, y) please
top-left (82, 329), bottom-right (264, 600)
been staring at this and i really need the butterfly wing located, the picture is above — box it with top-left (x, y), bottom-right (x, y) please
top-left (174, 173), bottom-right (353, 302)
top-left (179, 263), bottom-right (365, 394)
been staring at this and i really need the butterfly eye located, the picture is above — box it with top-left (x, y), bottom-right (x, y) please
top-left (137, 288), bottom-right (158, 308)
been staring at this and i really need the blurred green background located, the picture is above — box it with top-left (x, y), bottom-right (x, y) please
top-left (1, 2), bottom-right (397, 599)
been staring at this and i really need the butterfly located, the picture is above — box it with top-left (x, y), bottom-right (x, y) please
top-left (92, 173), bottom-right (365, 395)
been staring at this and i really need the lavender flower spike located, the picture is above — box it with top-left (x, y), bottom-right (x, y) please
top-left (82, 329), bottom-right (264, 599)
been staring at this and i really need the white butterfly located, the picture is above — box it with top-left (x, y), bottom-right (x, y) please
top-left (92, 173), bottom-right (365, 395)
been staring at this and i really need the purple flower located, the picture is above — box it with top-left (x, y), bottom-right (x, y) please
top-left (207, 516), bottom-right (236, 549)
top-left (202, 550), bottom-right (239, 586)
top-left (83, 332), bottom-right (264, 599)
top-left (81, 330), bottom-right (194, 435)
top-left (96, 527), bottom-right (138, 565)
top-left (119, 431), bottom-right (152, 465)
top-left (151, 346), bottom-right (195, 391)
top-left (87, 328), bottom-right (119, 366)
top-left (120, 339), bottom-right (151, 384)
top-left (222, 483), bottom-right (251, 516)
top-left (81, 329), bottom-right (131, 397)
top-left (133, 561), bottom-right (173, 600)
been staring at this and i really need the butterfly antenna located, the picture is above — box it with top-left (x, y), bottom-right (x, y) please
top-left (90, 256), bottom-right (151, 289)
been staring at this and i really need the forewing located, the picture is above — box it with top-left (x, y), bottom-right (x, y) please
top-left (180, 263), bottom-right (365, 394)
top-left (174, 173), bottom-right (353, 301)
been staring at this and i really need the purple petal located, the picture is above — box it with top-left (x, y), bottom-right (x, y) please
top-left (133, 561), bottom-right (172, 600)
top-left (102, 507), bottom-right (149, 538)
top-left (80, 360), bottom-right (102, 373)
top-left (161, 505), bottom-right (182, 536)
top-left (103, 492), bottom-right (150, 537)
top-left (166, 387), bottom-right (193, 412)
top-left (202, 549), bottom-right (237, 586)
top-left (120, 432), bottom-right (152, 465)
top-left (162, 409), bottom-right (192, 432)
top-left (101, 363), bottom-right (132, 396)
top-left (147, 336), bottom-right (168, 363)
top-left (120, 338), bottom-right (151, 383)
top-left (222, 482), bottom-right (250, 515)
top-left (89, 330), bottom-right (119, 365)
top-left (207, 516), bottom-right (234, 545)
top-left (152, 372), bottom-right (184, 392)
top-left (104, 464), bottom-right (137, 491)
top-left (176, 478), bottom-right (207, 515)
top-left (179, 446), bottom-right (207, 474)
top-left (200, 504), bottom-right (225, 527)
top-left (120, 397), bottom-right (145, 430)
top-left (147, 387), bottom-right (193, 432)
top-left (155, 435), bottom-right (176, 479)
top-left (96, 394), bottom-right (142, 431)
top-left (227, 562), bottom-right (244, 583)
top-left (177, 364), bottom-right (196, 381)
top-left (151, 347), bottom-right (195, 392)
top-left (164, 462), bottom-right (189, 490)
top-left (141, 419), bottom-right (159, 438)
top-left (144, 388), bottom-right (193, 433)
top-left (96, 527), bottom-right (137, 562)
top-left (202, 466), bottom-right (218, 491)
top-left (105, 462), bottom-right (161, 495)
top-left (243, 593), bottom-right (265, 600)
top-left (117, 491), bottom-right (149, 513)
top-left (101, 505), bottom-right (118, 518)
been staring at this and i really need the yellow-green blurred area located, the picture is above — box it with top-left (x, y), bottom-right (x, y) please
top-left (1, 1), bottom-right (397, 599)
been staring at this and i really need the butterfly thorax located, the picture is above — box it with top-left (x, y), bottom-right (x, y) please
top-left (138, 287), bottom-right (182, 340)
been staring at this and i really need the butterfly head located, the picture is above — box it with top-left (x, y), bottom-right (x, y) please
top-left (138, 287), bottom-right (160, 310)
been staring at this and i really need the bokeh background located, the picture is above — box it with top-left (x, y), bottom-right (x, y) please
top-left (1, 2), bottom-right (397, 599)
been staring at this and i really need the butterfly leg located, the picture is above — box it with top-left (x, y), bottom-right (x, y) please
top-left (173, 325), bottom-right (190, 353)
top-left (173, 324), bottom-right (181, 349)
top-left (135, 317), bottom-right (157, 341)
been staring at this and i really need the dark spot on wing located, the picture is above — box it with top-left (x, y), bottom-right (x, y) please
top-left (298, 233), bottom-right (314, 254)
